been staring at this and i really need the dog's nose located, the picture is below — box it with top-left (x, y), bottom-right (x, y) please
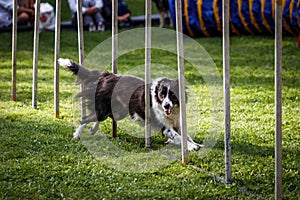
top-left (164, 104), bottom-right (170, 109)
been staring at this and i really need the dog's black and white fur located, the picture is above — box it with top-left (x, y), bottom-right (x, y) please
top-left (58, 58), bottom-right (202, 151)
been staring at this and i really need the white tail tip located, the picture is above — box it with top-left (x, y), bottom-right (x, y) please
top-left (57, 58), bottom-right (72, 67)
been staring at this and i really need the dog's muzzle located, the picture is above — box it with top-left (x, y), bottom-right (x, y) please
top-left (163, 103), bottom-right (172, 115)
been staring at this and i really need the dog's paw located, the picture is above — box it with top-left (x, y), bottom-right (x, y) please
top-left (72, 129), bottom-right (82, 139)
top-left (72, 124), bottom-right (85, 139)
top-left (188, 142), bottom-right (204, 151)
top-left (72, 136), bottom-right (80, 140)
top-left (72, 133), bottom-right (80, 139)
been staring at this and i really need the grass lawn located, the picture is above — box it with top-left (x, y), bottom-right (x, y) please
top-left (0, 21), bottom-right (299, 200)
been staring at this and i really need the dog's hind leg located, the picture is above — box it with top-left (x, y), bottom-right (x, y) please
top-left (90, 122), bottom-right (100, 135)
top-left (73, 113), bottom-right (98, 139)
top-left (82, 113), bottom-right (99, 135)
top-left (73, 123), bottom-right (87, 139)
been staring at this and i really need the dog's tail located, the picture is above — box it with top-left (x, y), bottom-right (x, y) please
top-left (58, 58), bottom-right (81, 74)
top-left (58, 58), bottom-right (102, 84)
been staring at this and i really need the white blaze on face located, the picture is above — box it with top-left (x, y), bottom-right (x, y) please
top-left (162, 86), bottom-right (173, 115)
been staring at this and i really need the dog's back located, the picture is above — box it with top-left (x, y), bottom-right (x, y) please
top-left (96, 73), bottom-right (145, 121)
top-left (58, 58), bottom-right (146, 122)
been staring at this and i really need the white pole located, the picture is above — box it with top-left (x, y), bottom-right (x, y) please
top-left (12, 0), bottom-right (17, 102)
top-left (32, 0), bottom-right (40, 109)
top-left (222, 0), bottom-right (232, 184)
top-left (112, 0), bottom-right (118, 73)
top-left (77, 0), bottom-right (84, 65)
top-left (275, 0), bottom-right (283, 199)
top-left (77, 0), bottom-right (86, 119)
top-left (145, 0), bottom-right (151, 148)
top-left (112, 0), bottom-right (118, 137)
top-left (175, 0), bottom-right (188, 164)
top-left (54, 0), bottom-right (61, 118)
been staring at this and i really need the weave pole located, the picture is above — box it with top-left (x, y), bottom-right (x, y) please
top-left (77, 0), bottom-right (84, 67)
top-left (112, 0), bottom-right (118, 137)
top-left (77, 0), bottom-right (86, 119)
top-left (222, 0), bottom-right (232, 184)
top-left (175, 0), bottom-right (188, 164)
top-left (12, 0), bottom-right (17, 102)
top-left (54, 0), bottom-right (61, 118)
top-left (275, 0), bottom-right (283, 199)
top-left (145, 0), bottom-right (151, 148)
top-left (32, 0), bottom-right (40, 109)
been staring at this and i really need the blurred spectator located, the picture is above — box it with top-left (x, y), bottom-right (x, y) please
top-left (0, 0), bottom-right (13, 28)
top-left (117, 0), bottom-right (131, 28)
top-left (17, 0), bottom-right (35, 25)
top-left (68, 0), bottom-right (105, 31)
top-left (101, 0), bottom-right (131, 29)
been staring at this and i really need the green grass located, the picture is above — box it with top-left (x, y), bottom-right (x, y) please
top-left (0, 28), bottom-right (299, 199)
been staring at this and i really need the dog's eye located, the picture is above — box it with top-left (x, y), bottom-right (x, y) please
top-left (159, 93), bottom-right (165, 99)
top-left (170, 93), bottom-right (177, 100)
top-left (158, 87), bottom-right (162, 92)
top-left (159, 87), bottom-right (167, 99)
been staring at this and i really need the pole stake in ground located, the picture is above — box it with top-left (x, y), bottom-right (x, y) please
top-left (12, 0), bottom-right (17, 102)
top-left (76, 0), bottom-right (86, 120)
top-left (222, 0), bottom-right (232, 184)
top-left (145, 0), bottom-right (152, 148)
top-left (32, 0), bottom-right (41, 109)
top-left (275, 0), bottom-right (283, 199)
top-left (112, 0), bottom-right (118, 137)
top-left (54, 0), bottom-right (61, 118)
top-left (175, 0), bottom-right (188, 164)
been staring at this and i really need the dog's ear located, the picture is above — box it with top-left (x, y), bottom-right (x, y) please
top-left (172, 79), bottom-right (188, 104)
top-left (156, 83), bottom-right (161, 92)
top-left (170, 79), bottom-right (179, 98)
top-left (154, 83), bottom-right (162, 103)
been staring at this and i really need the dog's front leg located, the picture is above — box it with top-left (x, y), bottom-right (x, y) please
top-left (187, 134), bottom-right (204, 149)
top-left (162, 127), bottom-right (182, 145)
top-left (162, 127), bottom-right (202, 151)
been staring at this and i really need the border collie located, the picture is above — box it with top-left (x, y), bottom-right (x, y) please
top-left (58, 58), bottom-right (202, 151)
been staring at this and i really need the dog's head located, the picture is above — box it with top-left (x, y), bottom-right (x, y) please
top-left (153, 78), bottom-right (180, 116)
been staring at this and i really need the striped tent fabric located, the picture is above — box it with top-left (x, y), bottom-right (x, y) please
top-left (168, 0), bottom-right (300, 37)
